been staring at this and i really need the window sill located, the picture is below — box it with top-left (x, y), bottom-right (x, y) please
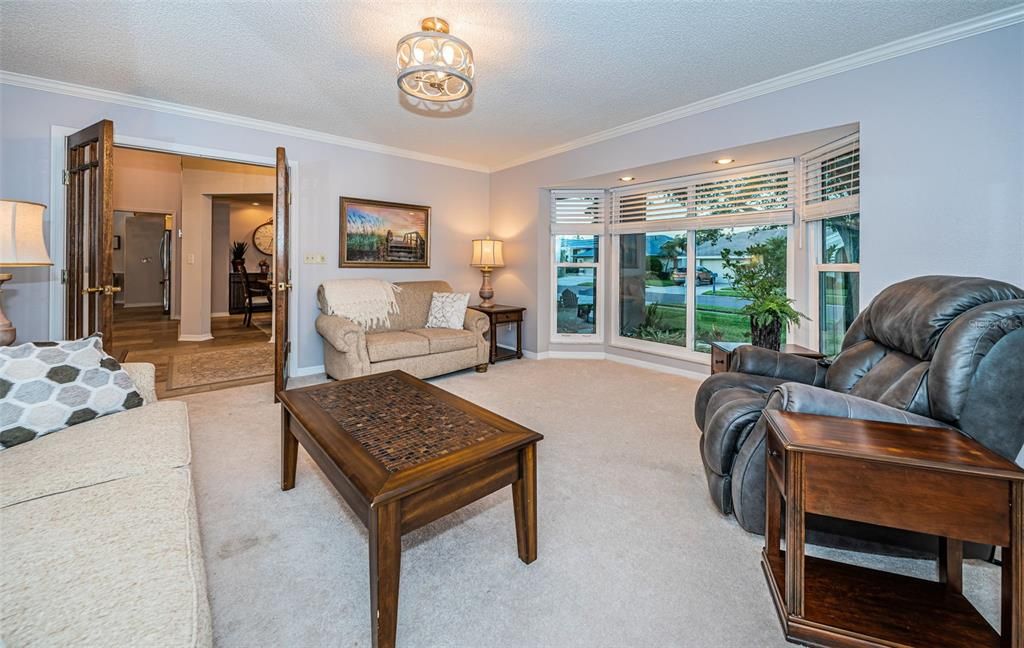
top-left (608, 337), bottom-right (710, 365)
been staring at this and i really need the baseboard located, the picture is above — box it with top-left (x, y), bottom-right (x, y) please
top-left (523, 348), bottom-right (708, 381)
top-left (124, 302), bottom-right (164, 308)
top-left (605, 351), bottom-right (708, 381)
top-left (291, 364), bottom-right (326, 378)
top-left (211, 311), bottom-right (231, 318)
top-left (178, 333), bottom-right (214, 342)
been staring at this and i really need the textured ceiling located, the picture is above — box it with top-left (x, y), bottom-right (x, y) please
top-left (0, 1), bottom-right (1016, 169)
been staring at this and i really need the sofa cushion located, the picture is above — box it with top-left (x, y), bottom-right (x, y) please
top-left (365, 331), bottom-right (430, 363)
top-left (369, 280), bottom-right (453, 333)
top-left (408, 327), bottom-right (477, 354)
top-left (425, 292), bottom-right (470, 329)
top-left (0, 400), bottom-right (190, 508)
top-left (0, 335), bottom-right (145, 449)
top-left (0, 468), bottom-right (212, 648)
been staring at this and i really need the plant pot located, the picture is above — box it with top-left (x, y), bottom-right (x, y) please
top-left (231, 259), bottom-right (246, 273)
top-left (750, 316), bottom-right (783, 351)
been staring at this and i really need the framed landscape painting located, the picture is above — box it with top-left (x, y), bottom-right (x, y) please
top-left (339, 197), bottom-right (430, 268)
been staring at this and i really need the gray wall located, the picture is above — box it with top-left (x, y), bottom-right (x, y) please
top-left (0, 84), bottom-right (490, 369)
top-left (489, 23), bottom-right (1024, 358)
top-left (211, 203), bottom-right (231, 316)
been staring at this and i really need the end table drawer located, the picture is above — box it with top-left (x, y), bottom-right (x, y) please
top-left (766, 430), bottom-right (785, 488)
top-left (803, 453), bottom-right (1011, 546)
top-left (495, 311), bottom-right (521, 324)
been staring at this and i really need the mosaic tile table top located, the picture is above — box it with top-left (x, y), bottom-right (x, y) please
top-left (304, 372), bottom-right (504, 473)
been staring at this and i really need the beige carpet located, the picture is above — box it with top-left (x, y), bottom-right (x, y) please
top-left (179, 359), bottom-right (1002, 647)
top-left (167, 343), bottom-right (274, 390)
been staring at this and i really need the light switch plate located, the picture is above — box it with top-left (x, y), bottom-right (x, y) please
top-left (304, 254), bottom-right (327, 264)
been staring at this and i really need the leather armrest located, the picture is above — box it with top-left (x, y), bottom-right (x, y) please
top-left (315, 314), bottom-right (365, 353)
top-left (464, 309), bottom-right (490, 337)
top-left (766, 382), bottom-right (952, 429)
top-left (731, 345), bottom-right (825, 386)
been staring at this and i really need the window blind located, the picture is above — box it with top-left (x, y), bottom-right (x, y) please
top-left (550, 190), bottom-right (607, 234)
top-left (802, 134), bottom-right (860, 222)
top-left (610, 160), bottom-right (794, 233)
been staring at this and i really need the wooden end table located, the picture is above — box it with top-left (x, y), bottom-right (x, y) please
top-left (279, 371), bottom-right (543, 648)
top-left (762, 409), bottom-right (1024, 648)
top-left (709, 341), bottom-right (825, 374)
top-left (467, 304), bottom-right (525, 364)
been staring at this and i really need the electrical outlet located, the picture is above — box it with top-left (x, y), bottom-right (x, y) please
top-left (304, 254), bottom-right (327, 264)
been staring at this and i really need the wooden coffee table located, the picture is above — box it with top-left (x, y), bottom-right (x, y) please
top-left (278, 371), bottom-right (543, 648)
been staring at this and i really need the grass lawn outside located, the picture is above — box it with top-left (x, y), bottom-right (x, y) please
top-left (645, 278), bottom-right (677, 287)
top-left (706, 287), bottom-right (745, 297)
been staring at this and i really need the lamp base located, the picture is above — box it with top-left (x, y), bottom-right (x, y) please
top-left (478, 268), bottom-right (495, 308)
top-left (0, 273), bottom-right (15, 346)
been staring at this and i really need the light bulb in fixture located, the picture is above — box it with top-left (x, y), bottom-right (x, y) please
top-left (715, 158), bottom-right (734, 165)
top-left (252, 202), bottom-right (260, 206)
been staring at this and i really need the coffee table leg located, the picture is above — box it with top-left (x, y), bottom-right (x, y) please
top-left (512, 443), bottom-right (537, 564)
top-left (281, 408), bottom-right (298, 491)
top-left (370, 501), bottom-right (401, 648)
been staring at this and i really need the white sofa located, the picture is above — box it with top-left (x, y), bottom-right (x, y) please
top-left (0, 363), bottom-right (212, 647)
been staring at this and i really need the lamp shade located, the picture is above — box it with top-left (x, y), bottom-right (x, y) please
top-left (471, 238), bottom-right (504, 269)
top-left (0, 200), bottom-right (52, 266)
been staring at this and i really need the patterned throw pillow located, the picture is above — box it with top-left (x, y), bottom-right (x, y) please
top-left (0, 335), bottom-right (144, 449)
top-left (425, 292), bottom-right (470, 329)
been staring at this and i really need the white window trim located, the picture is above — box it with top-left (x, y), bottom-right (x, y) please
top-left (807, 219), bottom-right (861, 353)
top-left (609, 224), bottom-right (797, 358)
top-left (550, 234), bottom-right (605, 344)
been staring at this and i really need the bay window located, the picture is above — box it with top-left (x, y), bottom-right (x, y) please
top-left (550, 191), bottom-right (605, 342)
top-left (802, 135), bottom-right (860, 356)
top-left (608, 162), bottom-right (795, 357)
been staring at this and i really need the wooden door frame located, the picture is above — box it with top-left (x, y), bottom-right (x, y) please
top-left (48, 129), bottom-right (301, 377)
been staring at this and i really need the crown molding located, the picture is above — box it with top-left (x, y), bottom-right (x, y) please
top-left (0, 71), bottom-right (490, 174)
top-left (490, 4), bottom-right (1024, 172)
top-left (3, 4), bottom-right (1021, 175)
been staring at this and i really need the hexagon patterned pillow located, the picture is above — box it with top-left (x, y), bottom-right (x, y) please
top-left (0, 334), bottom-right (144, 449)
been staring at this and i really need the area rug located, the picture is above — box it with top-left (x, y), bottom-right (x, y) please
top-left (166, 343), bottom-right (274, 390)
top-left (178, 360), bottom-right (1002, 647)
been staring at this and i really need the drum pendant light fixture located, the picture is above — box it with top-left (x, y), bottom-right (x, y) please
top-left (396, 17), bottom-right (474, 103)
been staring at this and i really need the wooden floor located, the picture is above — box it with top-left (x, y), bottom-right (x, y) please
top-left (112, 305), bottom-right (272, 398)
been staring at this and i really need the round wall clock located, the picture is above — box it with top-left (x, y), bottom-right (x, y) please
top-left (252, 221), bottom-right (274, 255)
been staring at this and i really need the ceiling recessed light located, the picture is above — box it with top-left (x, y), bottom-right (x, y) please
top-left (715, 158), bottom-right (734, 165)
top-left (252, 202), bottom-right (260, 206)
top-left (619, 176), bottom-right (635, 181)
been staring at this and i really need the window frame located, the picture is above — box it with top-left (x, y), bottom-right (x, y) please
top-left (550, 234), bottom-right (605, 344)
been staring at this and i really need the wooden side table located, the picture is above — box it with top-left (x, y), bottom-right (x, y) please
top-left (468, 304), bottom-right (525, 364)
top-left (709, 341), bottom-right (825, 374)
top-left (762, 409), bottom-right (1024, 648)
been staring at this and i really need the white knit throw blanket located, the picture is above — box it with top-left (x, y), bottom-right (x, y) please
top-left (319, 279), bottom-right (401, 329)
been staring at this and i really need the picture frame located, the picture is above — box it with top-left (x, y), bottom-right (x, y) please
top-left (339, 197), bottom-right (430, 268)
top-left (113, 235), bottom-right (121, 250)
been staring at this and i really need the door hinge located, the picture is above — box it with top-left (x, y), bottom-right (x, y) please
top-left (61, 269), bottom-right (67, 285)
top-left (62, 170), bottom-right (70, 185)
top-left (287, 191), bottom-right (293, 206)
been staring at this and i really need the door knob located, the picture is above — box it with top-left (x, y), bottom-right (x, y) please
top-left (277, 282), bottom-right (293, 292)
top-left (82, 286), bottom-right (104, 294)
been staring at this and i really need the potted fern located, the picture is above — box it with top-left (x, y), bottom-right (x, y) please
top-left (721, 235), bottom-right (806, 351)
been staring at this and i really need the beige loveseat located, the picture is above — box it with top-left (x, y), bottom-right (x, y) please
top-left (316, 280), bottom-right (490, 380)
top-left (0, 363), bottom-right (212, 648)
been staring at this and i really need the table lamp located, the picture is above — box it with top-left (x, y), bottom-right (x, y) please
top-left (0, 200), bottom-right (53, 345)
top-left (470, 237), bottom-right (504, 308)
